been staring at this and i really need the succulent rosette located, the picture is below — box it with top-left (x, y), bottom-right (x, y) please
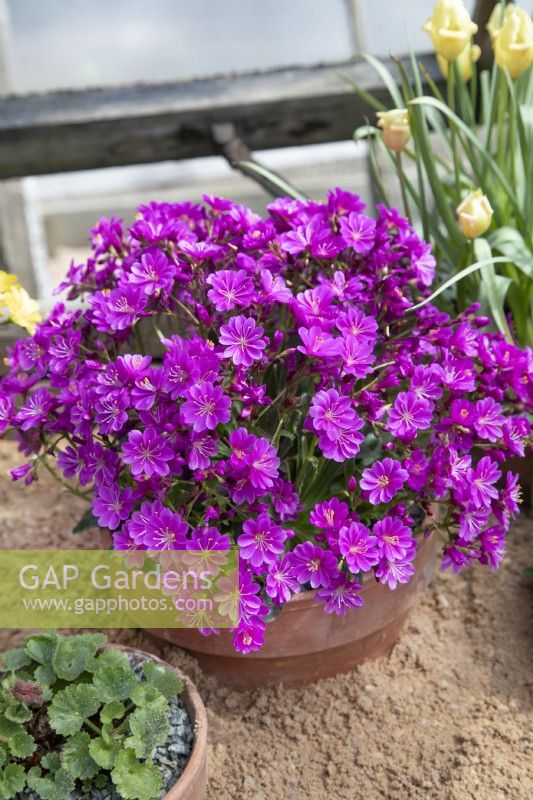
top-left (1, 190), bottom-right (532, 653)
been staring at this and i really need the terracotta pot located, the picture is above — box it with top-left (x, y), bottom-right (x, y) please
top-left (113, 645), bottom-right (207, 800)
top-left (146, 532), bottom-right (439, 690)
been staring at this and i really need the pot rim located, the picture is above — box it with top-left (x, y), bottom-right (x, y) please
top-left (110, 644), bottom-right (207, 800)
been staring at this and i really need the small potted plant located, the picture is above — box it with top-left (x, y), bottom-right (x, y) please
top-left (0, 632), bottom-right (207, 799)
top-left (1, 191), bottom-right (531, 688)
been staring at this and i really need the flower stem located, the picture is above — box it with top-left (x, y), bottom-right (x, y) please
top-left (395, 151), bottom-right (411, 220)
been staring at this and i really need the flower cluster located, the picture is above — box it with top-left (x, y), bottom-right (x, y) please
top-left (1, 190), bottom-right (531, 654)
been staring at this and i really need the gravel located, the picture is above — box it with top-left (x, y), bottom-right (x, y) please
top-left (16, 653), bottom-right (194, 800)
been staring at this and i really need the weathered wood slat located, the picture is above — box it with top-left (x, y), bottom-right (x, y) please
top-left (0, 55), bottom-right (442, 179)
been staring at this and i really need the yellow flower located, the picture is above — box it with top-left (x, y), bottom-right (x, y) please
top-left (0, 286), bottom-right (41, 333)
top-left (376, 109), bottom-right (411, 153)
top-left (437, 42), bottom-right (481, 80)
top-left (0, 269), bottom-right (19, 294)
top-left (492, 5), bottom-right (533, 79)
top-left (423, 0), bottom-right (478, 61)
top-left (456, 190), bottom-right (493, 239)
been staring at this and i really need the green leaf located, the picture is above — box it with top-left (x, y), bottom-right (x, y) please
top-left (234, 161), bottom-right (307, 201)
top-left (24, 632), bottom-right (58, 668)
top-left (125, 696), bottom-right (169, 759)
top-left (100, 700), bottom-right (126, 725)
top-left (363, 52), bottom-right (404, 107)
top-left (48, 684), bottom-right (100, 736)
top-left (73, 508), bottom-right (99, 533)
top-left (8, 729), bottom-right (36, 758)
top-left (53, 633), bottom-right (107, 681)
top-left (61, 731), bottom-right (100, 780)
top-left (111, 750), bottom-right (163, 800)
top-left (0, 649), bottom-right (32, 673)
top-left (88, 735), bottom-right (122, 770)
top-left (34, 664), bottom-right (56, 686)
top-left (87, 647), bottom-right (127, 673)
top-left (131, 684), bottom-right (162, 708)
top-left (41, 752), bottom-right (61, 774)
top-left (0, 716), bottom-right (20, 738)
top-left (0, 763), bottom-right (25, 797)
top-left (408, 257), bottom-right (511, 311)
top-left (4, 702), bottom-right (32, 724)
top-left (142, 661), bottom-right (183, 700)
top-left (0, 744), bottom-right (6, 768)
top-left (475, 238), bottom-right (514, 341)
top-left (92, 665), bottom-right (139, 703)
top-left (27, 767), bottom-right (76, 800)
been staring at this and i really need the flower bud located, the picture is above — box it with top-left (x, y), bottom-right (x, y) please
top-left (437, 42), bottom-right (481, 80)
top-left (423, 0), bottom-right (478, 61)
top-left (376, 109), bottom-right (411, 153)
top-left (347, 476), bottom-right (357, 492)
top-left (456, 190), bottom-right (493, 238)
top-left (492, 5), bottom-right (533, 79)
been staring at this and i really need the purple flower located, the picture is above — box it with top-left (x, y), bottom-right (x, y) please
top-left (219, 316), bottom-right (267, 367)
top-left (336, 308), bottom-right (377, 342)
top-left (188, 434), bottom-right (218, 470)
top-left (474, 398), bottom-right (505, 442)
top-left (459, 506), bottom-right (490, 542)
top-left (95, 393), bottom-right (129, 434)
top-left (290, 542), bottom-right (339, 589)
top-left (247, 437), bottom-right (280, 490)
top-left (122, 427), bottom-right (174, 478)
top-left (387, 391), bottom-right (433, 439)
top-left (339, 522), bottom-right (380, 573)
top-left (297, 326), bottom-right (342, 358)
top-left (92, 485), bottom-right (133, 531)
top-left (260, 269), bottom-right (292, 304)
top-left (410, 365), bottom-right (443, 401)
top-left (338, 212), bottom-right (376, 253)
top-left (375, 554), bottom-right (416, 590)
top-left (342, 336), bottom-right (375, 378)
top-left (271, 478), bottom-right (300, 520)
top-left (15, 388), bottom-right (54, 431)
top-left (181, 382), bottom-right (231, 432)
top-left (316, 574), bottom-right (363, 615)
top-left (266, 556), bottom-right (300, 604)
top-left (373, 516), bottom-right (414, 561)
top-left (237, 513), bottom-right (287, 568)
top-left (467, 456), bottom-right (501, 508)
top-left (233, 615), bottom-right (266, 654)
top-left (129, 249), bottom-right (175, 294)
top-left (90, 285), bottom-right (146, 331)
top-left (411, 242), bottom-right (436, 287)
top-left (206, 269), bottom-right (254, 311)
top-left (502, 417), bottom-right (530, 457)
top-left (479, 525), bottom-right (506, 569)
top-left (0, 391), bottom-right (14, 433)
top-left (143, 507), bottom-right (188, 550)
top-left (310, 498), bottom-right (349, 530)
top-left (318, 424), bottom-right (364, 462)
top-left (308, 388), bottom-right (357, 440)
top-left (360, 458), bottom-right (408, 505)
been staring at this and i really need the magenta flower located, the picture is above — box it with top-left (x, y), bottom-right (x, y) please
top-left (188, 434), bottom-right (219, 470)
top-left (90, 285), bottom-right (146, 331)
top-left (143, 507), bottom-right (188, 550)
top-left (467, 456), bottom-right (502, 508)
top-left (181, 382), bottom-right (231, 432)
top-left (309, 388), bottom-right (357, 440)
top-left (373, 516), bottom-right (414, 561)
top-left (260, 269), bottom-right (292, 304)
top-left (360, 458), bottom-right (408, 505)
top-left (502, 417), bottom-right (530, 457)
top-left (316, 574), bottom-right (363, 615)
top-left (233, 615), bottom-right (266, 654)
top-left (15, 388), bottom-right (54, 431)
top-left (247, 437), bottom-right (280, 490)
top-left (206, 269), bottom-right (254, 311)
top-left (238, 513), bottom-right (287, 568)
top-left (339, 522), bottom-right (380, 573)
top-left (290, 542), bottom-right (339, 589)
top-left (474, 398), bottom-right (505, 442)
top-left (92, 485), bottom-right (133, 530)
top-left (387, 391), bottom-right (433, 439)
top-left (122, 427), bottom-right (174, 478)
top-left (219, 315), bottom-right (267, 367)
top-left (342, 336), bottom-right (375, 378)
top-left (459, 506), bottom-right (490, 542)
top-left (95, 393), bottom-right (129, 434)
top-left (479, 525), bottom-right (506, 569)
top-left (310, 498), bottom-right (349, 530)
top-left (297, 326), bottom-right (342, 358)
top-left (338, 212), bottom-right (376, 253)
top-left (410, 365), bottom-right (443, 401)
top-left (336, 308), bottom-right (377, 342)
top-left (129, 249), bottom-right (175, 295)
top-left (375, 554), bottom-right (416, 590)
top-left (318, 424), bottom-right (364, 462)
top-left (266, 556), bottom-right (300, 604)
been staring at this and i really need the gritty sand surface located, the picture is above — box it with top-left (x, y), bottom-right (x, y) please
top-left (1, 439), bottom-right (532, 800)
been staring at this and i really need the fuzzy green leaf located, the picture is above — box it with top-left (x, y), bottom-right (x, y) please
top-left (100, 700), bottom-right (126, 725)
top-left (0, 745), bottom-right (6, 768)
top-left (111, 750), bottom-right (163, 800)
top-left (0, 649), bottom-right (31, 673)
top-left (4, 702), bottom-right (32, 724)
top-left (41, 752), bottom-right (61, 774)
top-left (0, 716), bottom-right (20, 738)
top-left (87, 648), bottom-right (128, 673)
top-left (0, 763), bottom-right (26, 798)
top-left (131, 684), bottom-right (161, 708)
top-left (27, 767), bottom-right (75, 800)
top-left (53, 633), bottom-right (106, 682)
top-left (24, 633), bottom-right (58, 669)
top-left (48, 684), bottom-right (100, 736)
top-left (125, 696), bottom-right (169, 759)
top-left (7, 729), bottom-right (36, 758)
top-left (61, 731), bottom-right (100, 780)
top-left (88, 735), bottom-right (122, 770)
top-left (92, 665), bottom-right (139, 703)
top-left (142, 661), bottom-right (183, 699)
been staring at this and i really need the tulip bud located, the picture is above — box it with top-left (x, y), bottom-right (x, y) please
top-left (492, 5), bottom-right (533, 79)
top-left (437, 42), bottom-right (481, 80)
top-left (456, 190), bottom-right (493, 239)
top-left (376, 109), bottom-right (411, 153)
top-left (423, 0), bottom-right (478, 61)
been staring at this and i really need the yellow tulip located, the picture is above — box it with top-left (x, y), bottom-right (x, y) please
top-left (456, 190), bottom-right (493, 239)
top-left (423, 0), bottom-right (478, 61)
top-left (437, 42), bottom-right (481, 80)
top-left (0, 286), bottom-right (41, 333)
top-left (492, 5), bottom-right (533, 79)
top-left (376, 109), bottom-right (411, 153)
top-left (0, 269), bottom-right (19, 294)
